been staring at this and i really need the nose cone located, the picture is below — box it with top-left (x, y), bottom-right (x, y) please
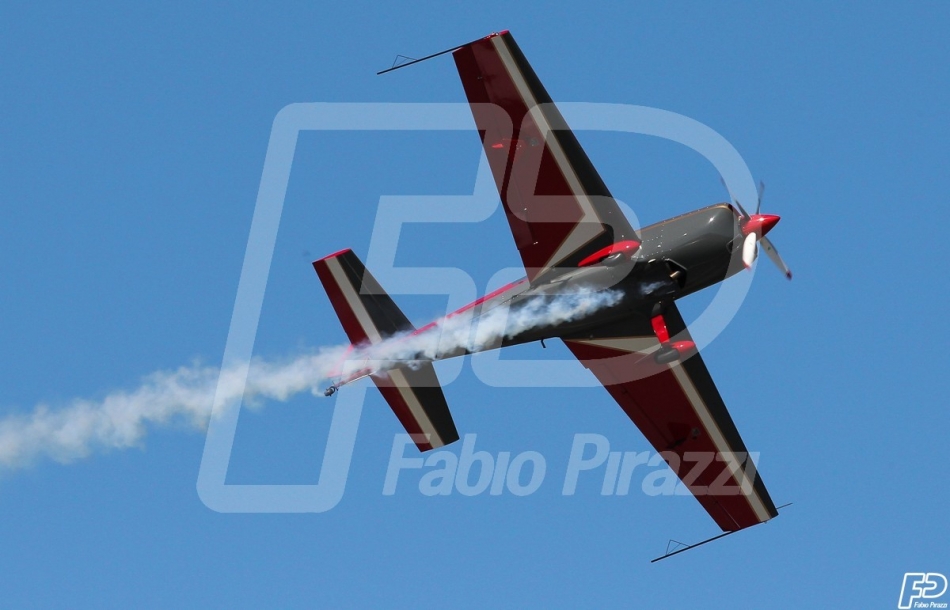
top-left (759, 214), bottom-right (780, 236)
top-left (742, 214), bottom-right (781, 237)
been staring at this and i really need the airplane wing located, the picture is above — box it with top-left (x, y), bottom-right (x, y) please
top-left (562, 304), bottom-right (779, 531)
top-left (453, 32), bottom-right (639, 283)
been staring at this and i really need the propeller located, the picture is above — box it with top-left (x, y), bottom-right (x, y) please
top-left (742, 232), bottom-right (757, 270)
top-left (760, 236), bottom-right (792, 279)
top-left (721, 178), bottom-right (792, 280)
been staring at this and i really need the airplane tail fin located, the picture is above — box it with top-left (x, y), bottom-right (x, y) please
top-left (312, 249), bottom-right (459, 451)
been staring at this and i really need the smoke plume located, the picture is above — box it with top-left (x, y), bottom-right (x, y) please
top-left (0, 287), bottom-right (620, 471)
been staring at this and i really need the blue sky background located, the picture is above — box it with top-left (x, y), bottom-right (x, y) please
top-left (1, 3), bottom-right (948, 608)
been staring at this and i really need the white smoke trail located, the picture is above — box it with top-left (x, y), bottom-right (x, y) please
top-left (0, 350), bottom-right (348, 471)
top-left (0, 287), bottom-right (621, 472)
top-left (347, 286), bottom-right (623, 368)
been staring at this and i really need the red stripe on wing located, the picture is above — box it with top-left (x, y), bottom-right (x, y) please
top-left (453, 33), bottom-right (629, 280)
top-left (564, 339), bottom-right (773, 531)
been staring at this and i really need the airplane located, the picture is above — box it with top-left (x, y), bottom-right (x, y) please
top-left (312, 31), bottom-right (791, 559)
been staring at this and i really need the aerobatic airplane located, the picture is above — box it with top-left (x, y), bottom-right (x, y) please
top-left (313, 31), bottom-right (790, 558)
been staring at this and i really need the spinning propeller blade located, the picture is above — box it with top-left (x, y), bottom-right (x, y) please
top-left (742, 232), bottom-right (757, 269)
top-left (761, 236), bottom-right (792, 280)
top-left (721, 176), bottom-right (791, 279)
top-left (720, 176), bottom-right (749, 218)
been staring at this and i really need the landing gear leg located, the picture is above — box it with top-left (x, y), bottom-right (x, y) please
top-left (650, 302), bottom-right (696, 365)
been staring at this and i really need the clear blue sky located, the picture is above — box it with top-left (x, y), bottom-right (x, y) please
top-left (1, 3), bottom-right (948, 608)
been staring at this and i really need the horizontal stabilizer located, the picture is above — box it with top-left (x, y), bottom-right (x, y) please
top-left (313, 249), bottom-right (459, 451)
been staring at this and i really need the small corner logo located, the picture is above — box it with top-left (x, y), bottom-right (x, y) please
top-left (899, 573), bottom-right (948, 609)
